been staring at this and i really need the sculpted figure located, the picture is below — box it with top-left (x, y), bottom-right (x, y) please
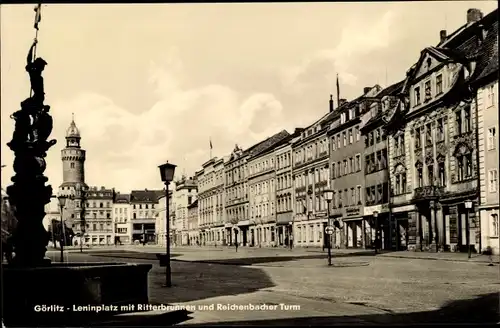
top-left (7, 108), bottom-right (34, 150)
top-left (32, 105), bottom-right (56, 155)
top-left (26, 39), bottom-right (47, 104)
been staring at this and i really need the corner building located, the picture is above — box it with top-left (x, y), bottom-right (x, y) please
top-left (385, 8), bottom-right (495, 252)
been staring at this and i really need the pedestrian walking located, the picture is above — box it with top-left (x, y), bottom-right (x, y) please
top-left (235, 240), bottom-right (238, 252)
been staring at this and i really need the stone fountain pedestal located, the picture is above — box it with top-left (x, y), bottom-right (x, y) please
top-left (2, 262), bottom-right (153, 326)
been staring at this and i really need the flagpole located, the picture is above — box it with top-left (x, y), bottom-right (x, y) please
top-left (30, 3), bottom-right (42, 98)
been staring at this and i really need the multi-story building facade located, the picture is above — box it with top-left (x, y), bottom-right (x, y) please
top-left (328, 86), bottom-right (382, 249)
top-left (292, 97), bottom-right (336, 248)
top-left (173, 176), bottom-right (197, 245)
top-left (247, 130), bottom-right (291, 247)
top-left (113, 193), bottom-right (131, 245)
top-left (274, 129), bottom-right (304, 246)
top-left (225, 145), bottom-right (250, 246)
top-left (155, 190), bottom-right (173, 247)
top-left (197, 158), bottom-right (224, 246)
top-left (385, 8), bottom-right (495, 252)
top-left (470, 14), bottom-right (499, 254)
top-left (187, 199), bottom-right (199, 245)
top-left (359, 81), bottom-right (404, 250)
top-left (130, 189), bottom-right (162, 244)
top-left (84, 186), bottom-right (114, 245)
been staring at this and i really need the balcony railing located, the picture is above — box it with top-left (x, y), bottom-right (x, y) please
top-left (413, 186), bottom-right (445, 200)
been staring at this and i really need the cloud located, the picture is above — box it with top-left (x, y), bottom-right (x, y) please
top-left (11, 47), bottom-right (288, 192)
top-left (280, 10), bottom-right (398, 95)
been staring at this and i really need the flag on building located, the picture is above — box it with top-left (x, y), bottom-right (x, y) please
top-left (34, 4), bottom-right (42, 30)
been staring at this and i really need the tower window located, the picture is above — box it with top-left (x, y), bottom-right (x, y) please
top-left (70, 162), bottom-right (75, 168)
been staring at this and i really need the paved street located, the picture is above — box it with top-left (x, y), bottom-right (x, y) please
top-left (45, 247), bottom-right (500, 325)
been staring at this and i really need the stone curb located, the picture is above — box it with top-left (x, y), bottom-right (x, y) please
top-left (378, 254), bottom-right (499, 264)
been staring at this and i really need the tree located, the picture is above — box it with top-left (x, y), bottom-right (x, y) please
top-left (47, 219), bottom-right (75, 246)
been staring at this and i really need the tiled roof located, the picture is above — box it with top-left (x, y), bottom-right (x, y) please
top-left (130, 189), bottom-right (164, 203)
top-left (245, 130), bottom-right (290, 158)
top-left (114, 193), bottom-right (131, 203)
top-left (470, 21), bottom-right (498, 84)
top-left (376, 80), bottom-right (405, 98)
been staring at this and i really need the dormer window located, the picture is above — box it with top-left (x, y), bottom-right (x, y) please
top-left (415, 87), bottom-right (421, 106)
top-left (424, 81), bottom-right (431, 102)
top-left (436, 75), bottom-right (443, 95)
top-left (341, 112), bottom-right (346, 124)
top-left (349, 108), bottom-right (355, 120)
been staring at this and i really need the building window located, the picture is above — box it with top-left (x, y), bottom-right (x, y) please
top-left (355, 126), bottom-right (360, 141)
top-left (416, 163), bottom-right (423, 188)
top-left (415, 127), bottom-right (421, 148)
top-left (332, 163), bottom-right (336, 179)
top-left (351, 188), bottom-right (355, 206)
top-left (438, 161), bottom-right (446, 187)
top-left (487, 85), bottom-right (495, 107)
top-left (424, 80), bottom-right (431, 102)
top-left (337, 135), bottom-right (341, 149)
top-left (455, 110), bottom-right (462, 135)
top-left (457, 154), bottom-right (473, 181)
top-left (426, 123), bottom-right (432, 146)
top-left (331, 137), bottom-right (336, 151)
top-left (395, 175), bottom-right (401, 195)
top-left (463, 105), bottom-right (471, 133)
top-left (489, 170), bottom-right (498, 193)
top-left (343, 132), bottom-right (347, 146)
top-left (338, 190), bottom-right (343, 208)
top-left (70, 162), bottom-right (75, 168)
top-left (348, 129), bottom-right (353, 144)
top-left (415, 86), bottom-right (421, 105)
top-left (427, 163), bottom-right (434, 186)
top-left (375, 129), bottom-right (380, 143)
top-left (356, 186), bottom-right (362, 204)
top-left (492, 214), bottom-right (499, 237)
top-left (377, 184), bottom-right (383, 204)
top-left (349, 157), bottom-right (354, 174)
top-left (437, 118), bottom-right (445, 142)
top-left (355, 155), bottom-right (361, 172)
top-left (343, 160), bottom-right (348, 175)
top-left (488, 127), bottom-right (497, 150)
top-left (376, 151), bottom-right (382, 171)
top-left (436, 74), bottom-right (443, 95)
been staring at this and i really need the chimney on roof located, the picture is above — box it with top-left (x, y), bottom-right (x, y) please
top-left (329, 94), bottom-right (334, 112)
top-left (363, 87), bottom-right (371, 94)
top-left (440, 30), bottom-right (447, 43)
top-left (467, 8), bottom-right (483, 25)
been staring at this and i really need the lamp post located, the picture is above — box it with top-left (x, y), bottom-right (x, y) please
top-left (159, 161), bottom-right (176, 288)
top-left (57, 195), bottom-right (67, 263)
top-left (288, 221), bottom-right (293, 250)
top-left (373, 211), bottom-right (379, 254)
top-left (324, 189), bottom-right (334, 266)
top-left (464, 200), bottom-right (473, 259)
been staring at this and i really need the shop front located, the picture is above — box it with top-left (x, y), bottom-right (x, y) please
top-left (276, 212), bottom-right (293, 247)
top-left (343, 206), bottom-right (363, 249)
top-left (388, 204), bottom-right (415, 251)
top-left (363, 203), bottom-right (391, 250)
top-left (237, 220), bottom-right (250, 246)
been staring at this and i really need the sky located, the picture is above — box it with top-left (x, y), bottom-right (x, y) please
top-left (1, 2), bottom-right (498, 193)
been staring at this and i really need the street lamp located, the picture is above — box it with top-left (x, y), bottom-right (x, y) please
top-left (324, 189), bottom-right (334, 266)
top-left (288, 221), bottom-right (293, 250)
top-left (464, 200), bottom-right (473, 259)
top-left (373, 211), bottom-right (379, 254)
top-left (159, 161), bottom-right (176, 288)
top-left (57, 195), bottom-right (67, 263)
